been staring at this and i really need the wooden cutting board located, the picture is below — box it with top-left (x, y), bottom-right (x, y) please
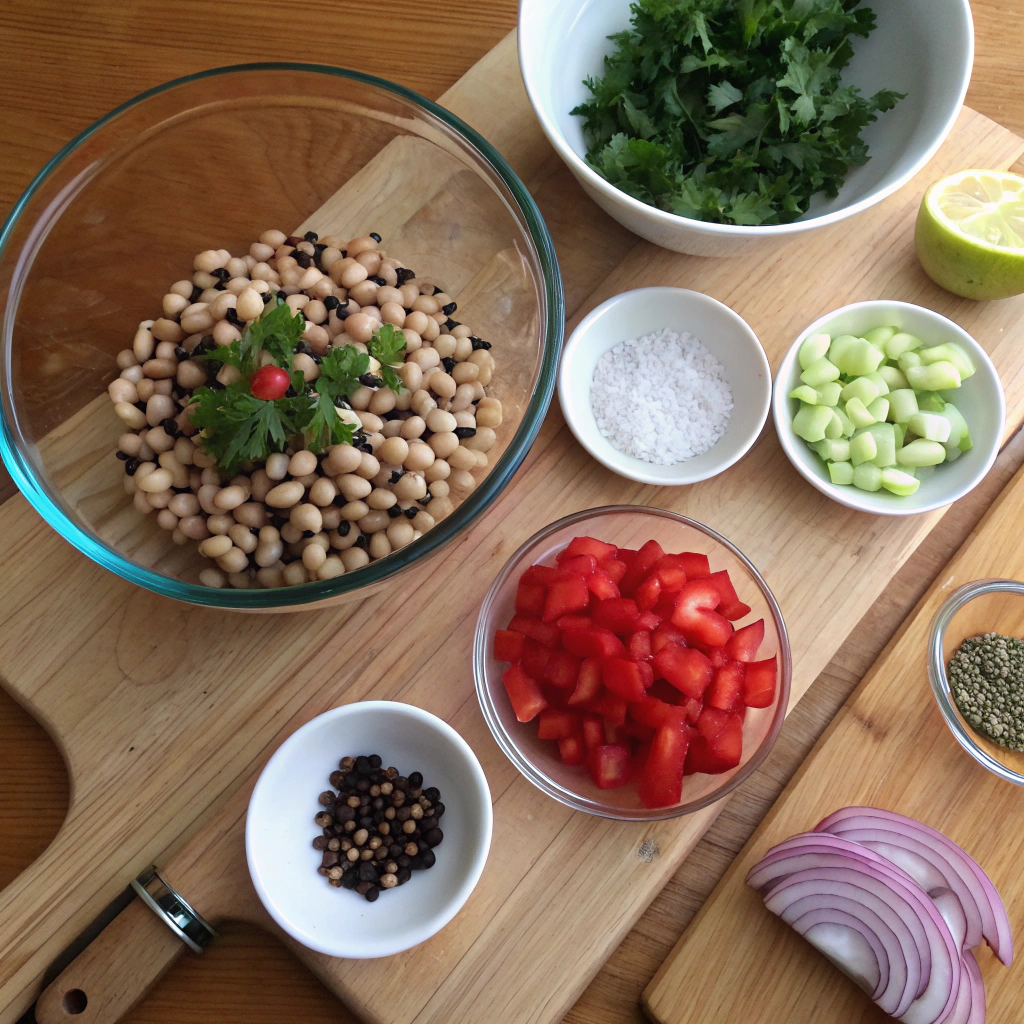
top-left (642, 467), bottom-right (1024, 1024)
top-left (5, 28), bottom-right (1024, 1024)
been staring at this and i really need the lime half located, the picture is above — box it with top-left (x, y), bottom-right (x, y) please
top-left (916, 169), bottom-right (1024, 300)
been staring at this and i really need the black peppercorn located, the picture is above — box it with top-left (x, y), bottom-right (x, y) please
top-left (423, 828), bottom-right (443, 848)
top-left (341, 869), bottom-right (358, 890)
top-left (420, 848), bottom-right (436, 869)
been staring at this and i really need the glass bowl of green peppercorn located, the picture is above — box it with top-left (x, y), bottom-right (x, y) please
top-left (928, 578), bottom-right (1024, 786)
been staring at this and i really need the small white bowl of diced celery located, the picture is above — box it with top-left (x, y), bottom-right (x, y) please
top-left (773, 301), bottom-right (1004, 516)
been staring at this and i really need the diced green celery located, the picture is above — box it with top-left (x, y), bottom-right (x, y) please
top-left (877, 365), bottom-right (910, 391)
top-left (959, 427), bottom-right (973, 453)
top-left (916, 391), bottom-right (947, 413)
top-left (827, 335), bottom-right (859, 367)
top-left (850, 430), bottom-right (878, 466)
top-left (790, 385), bottom-right (819, 404)
top-left (823, 409), bottom-right (843, 439)
top-left (799, 333), bottom-right (832, 370)
top-left (846, 396), bottom-right (876, 428)
top-left (939, 403), bottom-right (969, 447)
top-left (908, 411), bottom-right (952, 443)
top-left (906, 361), bottom-right (962, 391)
top-left (896, 439), bottom-right (946, 467)
top-left (919, 342), bottom-right (976, 379)
top-left (893, 422), bottom-right (906, 448)
top-left (853, 463), bottom-right (883, 492)
top-left (943, 441), bottom-right (964, 463)
top-left (864, 371), bottom-right (890, 396)
top-left (816, 381), bottom-right (842, 406)
top-left (867, 397), bottom-right (889, 423)
top-left (820, 438), bottom-right (850, 462)
top-left (886, 332), bottom-right (923, 359)
top-left (881, 468), bottom-right (921, 496)
top-left (836, 339), bottom-right (885, 376)
top-left (834, 407), bottom-right (856, 438)
top-left (864, 326), bottom-right (898, 348)
top-left (800, 357), bottom-right (841, 387)
top-left (840, 376), bottom-right (880, 405)
top-left (828, 461), bottom-right (855, 485)
top-left (793, 404), bottom-right (833, 443)
top-left (887, 388), bottom-right (919, 424)
top-left (865, 423), bottom-right (896, 467)
top-left (898, 350), bottom-right (923, 371)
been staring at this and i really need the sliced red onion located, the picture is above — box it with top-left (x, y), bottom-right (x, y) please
top-left (783, 892), bottom-right (912, 1014)
top-left (800, 915), bottom-right (883, 996)
top-left (765, 878), bottom-right (922, 1016)
top-left (942, 958), bottom-right (972, 1024)
top-left (931, 889), bottom-right (968, 953)
top-left (816, 807), bottom-right (1012, 966)
top-left (962, 951), bottom-right (985, 1024)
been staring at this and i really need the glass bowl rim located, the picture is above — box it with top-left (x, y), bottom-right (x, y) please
top-left (472, 503), bottom-right (793, 820)
top-left (0, 61), bottom-right (565, 609)
top-left (927, 577), bottom-right (1024, 787)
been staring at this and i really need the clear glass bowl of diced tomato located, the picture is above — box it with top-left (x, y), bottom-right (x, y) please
top-left (473, 505), bottom-right (791, 820)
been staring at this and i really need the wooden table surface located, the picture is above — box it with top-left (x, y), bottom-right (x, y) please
top-left (2, 3), bottom-right (1022, 1022)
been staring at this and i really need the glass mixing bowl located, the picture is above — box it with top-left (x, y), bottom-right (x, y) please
top-left (0, 64), bottom-right (563, 609)
top-left (473, 505), bottom-right (792, 820)
top-left (928, 579), bottom-right (1024, 786)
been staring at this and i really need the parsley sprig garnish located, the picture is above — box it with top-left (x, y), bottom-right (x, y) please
top-left (571, 0), bottom-right (904, 226)
top-left (189, 302), bottom-right (406, 474)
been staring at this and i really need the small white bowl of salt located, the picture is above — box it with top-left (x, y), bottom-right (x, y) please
top-left (558, 287), bottom-right (771, 486)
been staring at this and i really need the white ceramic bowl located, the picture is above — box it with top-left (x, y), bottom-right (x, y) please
top-left (773, 300), bottom-right (1004, 516)
top-left (246, 701), bottom-right (493, 958)
top-left (518, 0), bottom-right (974, 257)
top-left (559, 287), bottom-right (771, 485)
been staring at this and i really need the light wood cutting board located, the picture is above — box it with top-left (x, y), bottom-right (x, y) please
top-left (642, 469), bottom-right (1024, 1024)
top-left (5, 28), bottom-right (1024, 1024)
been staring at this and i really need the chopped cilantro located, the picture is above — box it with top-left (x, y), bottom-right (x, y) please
top-left (571, 0), bottom-right (904, 226)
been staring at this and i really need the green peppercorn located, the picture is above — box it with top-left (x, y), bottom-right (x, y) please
top-left (948, 632), bottom-right (1024, 751)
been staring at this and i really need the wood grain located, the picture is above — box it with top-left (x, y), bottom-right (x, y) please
top-left (2, 3), bottom-right (1024, 1024)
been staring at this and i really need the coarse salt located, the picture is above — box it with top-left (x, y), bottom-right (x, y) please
top-left (590, 327), bottom-right (733, 465)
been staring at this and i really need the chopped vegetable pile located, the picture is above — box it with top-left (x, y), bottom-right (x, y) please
top-left (790, 325), bottom-right (976, 497)
top-left (571, 0), bottom-right (904, 226)
top-left (493, 534), bottom-right (778, 808)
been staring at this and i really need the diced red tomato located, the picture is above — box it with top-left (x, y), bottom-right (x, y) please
top-left (561, 626), bottom-right (627, 660)
top-left (560, 536), bottom-right (618, 561)
top-left (602, 657), bottom-right (648, 702)
top-left (521, 638), bottom-right (552, 679)
top-left (671, 579), bottom-right (734, 647)
top-left (567, 657), bottom-right (602, 706)
top-left (582, 692), bottom-right (627, 727)
top-left (635, 573), bottom-right (662, 611)
top-left (625, 720), bottom-right (657, 742)
top-left (725, 619), bottom-right (764, 662)
top-left (542, 649), bottom-right (581, 689)
top-left (598, 556), bottom-right (628, 585)
top-left (537, 709), bottom-right (580, 740)
top-left (743, 656), bottom-right (778, 708)
top-left (706, 661), bottom-right (745, 712)
top-left (515, 580), bottom-right (545, 617)
top-left (628, 630), bottom-right (652, 662)
top-left (542, 574), bottom-right (589, 623)
top-left (581, 713), bottom-right (605, 752)
top-left (587, 743), bottom-right (632, 789)
top-left (707, 570), bottom-right (751, 620)
top-left (502, 664), bottom-right (548, 723)
top-left (493, 629), bottom-right (524, 662)
top-left (556, 614), bottom-right (592, 632)
top-left (620, 540), bottom-right (666, 597)
top-left (586, 569), bottom-right (620, 600)
top-left (558, 734), bottom-right (586, 766)
top-left (638, 720), bottom-right (689, 808)
top-left (636, 610), bottom-right (662, 631)
top-left (654, 644), bottom-right (713, 699)
top-left (594, 597), bottom-right (641, 633)
top-left (508, 615), bottom-right (561, 647)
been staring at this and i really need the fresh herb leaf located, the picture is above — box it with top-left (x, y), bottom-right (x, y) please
top-left (197, 298), bottom-right (305, 377)
top-left (570, 0), bottom-right (904, 226)
top-left (319, 344), bottom-right (370, 399)
top-left (368, 323), bottom-right (407, 368)
top-left (305, 389), bottom-right (356, 454)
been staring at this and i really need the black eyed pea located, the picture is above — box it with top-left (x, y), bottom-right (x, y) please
top-left (143, 358), bottom-right (177, 380)
top-left (319, 246), bottom-right (343, 270)
top-left (368, 388), bottom-right (397, 416)
top-left (177, 360), bottom-right (207, 389)
top-left (411, 347), bottom-right (440, 372)
top-left (309, 278), bottom-right (334, 303)
top-left (341, 547), bottom-right (370, 572)
top-left (434, 334), bottom-right (457, 359)
top-left (169, 492), bottom-right (201, 518)
top-left (411, 294), bottom-right (440, 315)
top-left (474, 449), bottom-right (489, 469)
top-left (199, 534), bottom-right (233, 559)
top-left (421, 316), bottom-right (440, 342)
top-left (447, 445), bottom-right (477, 472)
top-left (108, 378), bottom-right (139, 405)
top-left (236, 287), bottom-right (264, 321)
top-left (249, 470), bottom-right (272, 503)
top-left (399, 282), bottom-right (420, 308)
top-left (225, 256), bottom-right (248, 278)
top-left (451, 324), bottom-right (473, 339)
top-left (345, 313), bottom-right (377, 345)
top-left (303, 544), bottom-right (328, 572)
top-left (424, 459), bottom-right (450, 483)
top-left (452, 362), bottom-right (479, 385)
top-left (468, 349), bottom-right (494, 385)
top-left (198, 288), bottom-right (221, 304)
top-left (199, 567), bottom-right (228, 589)
top-left (137, 466), bottom-right (173, 494)
top-left (200, 467), bottom-right (222, 487)
top-left (339, 262), bottom-right (369, 289)
top-left (340, 500), bottom-right (370, 522)
top-left (136, 378), bottom-right (156, 403)
top-left (192, 270), bottom-right (218, 290)
top-left (133, 490), bottom-right (154, 514)
top-left (453, 336), bottom-right (474, 361)
top-left (404, 311), bottom-right (430, 336)
top-left (260, 229), bottom-right (288, 248)
top-left (282, 562), bottom-right (308, 587)
top-left (172, 528), bottom-right (188, 546)
top-left (151, 318), bottom-right (185, 345)
top-left (214, 484), bottom-right (248, 511)
top-left (356, 411), bottom-right (383, 435)
top-left (256, 566), bottom-right (284, 588)
top-left (386, 520), bottom-right (415, 550)
top-left (398, 362), bottom-right (422, 392)
top-left (157, 509), bottom-right (178, 531)
top-left (367, 487), bottom-right (397, 510)
top-left (288, 450), bottom-right (318, 477)
top-left (233, 502), bottom-right (267, 529)
top-left (215, 546), bottom-right (249, 574)
top-left (380, 302), bottom-right (405, 328)
top-left (227, 572), bottom-right (251, 589)
top-left (357, 452), bottom-right (380, 480)
top-left (464, 427), bottom-right (496, 452)
top-left (179, 515), bottom-right (211, 541)
top-left (133, 325), bottom-right (156, 362)
top-left (146, 393), bottom-right (176, 426)
top-left (280, 521), bottom-right (304, 545)
top-left (169, 280), bottom-right (194, 299)
top-left (379, 436), bottom-right (409, 466)
top-left (349, 385), bottom-right (373, 411)
top-left (400, 416), bottom-right (426, 440)
top-left (137, 439), bottom-right (156, 462)
top-left (250, 241), bottom-right (276, 262)
top-left (413, 510), bottom-right (435, 533)
top-left (348, 280), bottom-right (379, 306)
top-left (449, 469), bottom-right (477, 493)
top-left (427, 495), bottom-right (454, 520)
top-left (425, 408), bottom-right (457, 433)
top-left (197, 484), bottom-right (221, 515)
top-left (209, 291), bottom-right (237, 320)
top-left (229, 524), bottom-right (259, 554)
top-left (359, 509), bottom-right (390, 534)
top-left (433, 292), bottom-right (452, 307)
top-left (254, 537), bottom-right (284, 568)
top-left (403, 442), bottom-right (435, 472)
top-left (317, 555), bottom-right (346, 580)
top-left (303, 324), bottom-right (330, 354)
top-left (355, 249), bottom-right (382, 275)
top-left (453, 410), bottom-right (477, 429)
top-left (250, 262), bottom-right (276, 282)
top-left (153, 378), bottom-right (174, 397)
top-left (292, 352), bottom-right (319, 382)
top-left (265, 452), bottom-right (290, 481)
top-left (323, 443), bottom-right (362, 476)
top-left (369, 532), bottom-right (391, 560)
top-left (157, 452), bottom-right (190, 489)
top-left (147, 489), bottom-right (173, 509)
top-left (337, 474), bottom-right (372, 502)
top-left (207, 513), bottom-right (234, 535)
top-left (120, 364), bottom-right (145, 385)
top-left (118, 432), bottom-right (144, 457)
top-left (194, 249), bottom-right (229, 274)
top-left (469, 380), bottom-right (486, 402)
top-left (290, 503), bottom-right (323, 534)
top-left (381, 419), bottom-right (402, 438)
top-left (476, 397), bottom-right (502, 428)
top-left (304, 299), bottom-right (327, 325)
top-left (393, 472), bottom-right (427, 501)
top-left (320, 506), bottom-right (342, 531)
top-left (411, 390), bottom-right (436, 418)
top-left (212, 319), bottom-right (242, 346)
top-left (330, 526), bottom-right (359, 550)
top-left (309, 477), bottom-right (338, 506)
top-left (266, 480), bottom-right (306, 508)
top-left (427, 431), bottom-right (459, 459)
top-left (430, 372), bottom-right (457, 399)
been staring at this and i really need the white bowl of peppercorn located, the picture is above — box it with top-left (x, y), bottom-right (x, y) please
top-left (246, 700), bottom-right (493, 958)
